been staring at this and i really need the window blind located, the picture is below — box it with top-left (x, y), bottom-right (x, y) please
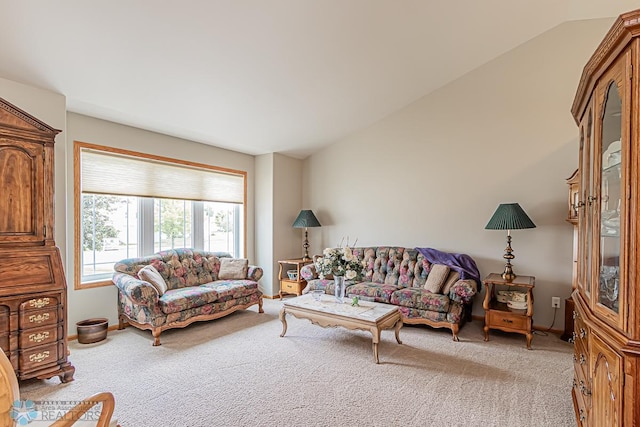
top-left (81, 148), bottom-right (245, 204)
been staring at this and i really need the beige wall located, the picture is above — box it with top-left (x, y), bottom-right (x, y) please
top-left (64, 113), bottom-right (257, 332)
top-left (255, 153), bottom-right (275, 295)
top-left (303, 18), bottom-right (614, 328)
top-left (255, 153), bottom-right (304, 296)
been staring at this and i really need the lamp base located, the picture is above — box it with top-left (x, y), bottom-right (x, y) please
top-left (501, 233), bottom-right (516, 281)
top-left (501, 264), bottom-right (516, 281)
top-left (302, 228), bottom-right (311, 261)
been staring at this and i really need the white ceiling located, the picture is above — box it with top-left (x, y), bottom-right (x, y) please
top-left (0, 1), bottom-right (636, 158)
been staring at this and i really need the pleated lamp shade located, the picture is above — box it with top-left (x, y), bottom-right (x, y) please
top-left (485, 203), bottom-right (536, 230)
top-left (292, 210), bottom-right (321, 260)
top-left (292, 210), bottom-right (321, 228)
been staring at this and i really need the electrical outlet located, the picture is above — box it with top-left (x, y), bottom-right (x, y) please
top-left (551, 296), bottom-right (560, 308)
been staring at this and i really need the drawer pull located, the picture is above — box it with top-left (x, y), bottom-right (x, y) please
top-left (573, 310), bottom-right (578, 320)
top-left (28, 298), bottom-right (50, 309)
top-left (502, 318), bottom-right (513, 324)
top-left (29, 351), bottom-right (50, 363)
top-left (28, 313), bottom-right (50, 324)
top-left (580, 354), bottom-right (586, 365)
top-left (573, 354), bottom-right (578, 363)
top-left (28, 332), bottom-right (49, 343)
top-left (580, 328), bottom-right (587, 339)
top-left (579, 409), bottom-right (586, 422)
top-left (573, 378), bottom-right (577, 388)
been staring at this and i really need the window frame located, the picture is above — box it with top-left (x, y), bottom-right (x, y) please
top-left (73, 141), bottom-right (247, 290)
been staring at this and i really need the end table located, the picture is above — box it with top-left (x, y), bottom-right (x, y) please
top-left (482, 273), bottom-right (535, 349)
top-left (278, 258), bottom-right (313, 299)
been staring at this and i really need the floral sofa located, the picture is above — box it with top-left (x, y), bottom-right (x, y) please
top-left (112, 248), bottom-right (263, 345)
top-left (300, 246), bottom-right (480, 341)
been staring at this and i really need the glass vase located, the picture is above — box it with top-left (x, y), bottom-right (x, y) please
top-left (334, 276), bottom-right (346, 303)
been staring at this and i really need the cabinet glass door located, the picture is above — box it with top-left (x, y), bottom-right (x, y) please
top-left (598, 82), bottom-right (621, 313)
top-left (594, 54), bottom-right (628, 328)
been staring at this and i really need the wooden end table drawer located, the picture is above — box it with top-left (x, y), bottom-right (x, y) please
top-left (281, 280), bottom-right (300, 293)
top-left (488, 310), bottom-right (528, 330)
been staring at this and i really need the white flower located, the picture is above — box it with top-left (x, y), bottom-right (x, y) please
top-left (345, 270), bottom-right (357, 280)
top-left (343, 247), bottom-right (354, 262)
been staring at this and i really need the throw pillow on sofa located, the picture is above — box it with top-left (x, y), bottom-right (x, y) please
top-left (219, 258), bottom-right (248, 279)
top-left (441, 271), bottom-right (460, 295)
top-left (423, 264), bottom-right (450, 293)
top-left (138, 264), bottom-right (168, 296)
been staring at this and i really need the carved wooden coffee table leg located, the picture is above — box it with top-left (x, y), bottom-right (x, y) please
top-left (394, 318), bottom-right (403, 344)
top-left (279, 308), bottom-right (288, 337)
top-left (371, 327), bottom-right (381, 364)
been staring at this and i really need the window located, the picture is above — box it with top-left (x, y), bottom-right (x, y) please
top-left (75, 142), bottom-right (247, 289)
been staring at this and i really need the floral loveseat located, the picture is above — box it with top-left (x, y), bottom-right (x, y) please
top-left (300, 246), bottom-right (480, 341)
top-left (112, 248), bottom-right (263, 345)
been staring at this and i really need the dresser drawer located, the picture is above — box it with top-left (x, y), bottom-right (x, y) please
top-left (19, 306), bottom-right (58, 329)
top-left (20, 296), bottom-right (59, 311)
top-left (573, 335), bottom-right (589, 382)
top-left (488, 310), bottom-right (528, 330)
top-left (19, 342), bottom-right (59, 372)
top-left (573, 364), bottom-right (591, 425)
top-left (0, 305), bottom-right (9, 330)
top-left (574, 313), bottom-right (588, 346)
top-left (19, 324), bottom-right (59, 349)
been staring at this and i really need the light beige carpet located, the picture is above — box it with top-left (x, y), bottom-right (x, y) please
top-left (20, 298), bottom-right (575, 426)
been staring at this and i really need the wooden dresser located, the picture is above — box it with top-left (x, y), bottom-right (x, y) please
top-left (569, 8), bottom-right (640, 425)
top-left (0, 97), bottom-right (74, 382)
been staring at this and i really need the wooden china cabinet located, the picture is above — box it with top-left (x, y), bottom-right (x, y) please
top-left (569, 9), bottom-right (640, 426)
top-left (0, 98), bottom-right (74, 382)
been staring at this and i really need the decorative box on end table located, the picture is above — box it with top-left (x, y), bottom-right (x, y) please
top-left (482, 273), bottom-right (535, 349)
top-left (278, 259), bottom-right (313, 299)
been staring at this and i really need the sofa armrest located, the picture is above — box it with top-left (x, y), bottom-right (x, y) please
top-left (247, 265), bottom-right (263, 281)
top-left (112, 272), bottom-right (160, 307)
top-left (448, 279), bottom-right (478, 305)
top-left (300, 263), bottom-right (319, 281)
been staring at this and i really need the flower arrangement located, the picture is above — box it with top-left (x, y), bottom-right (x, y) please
top-left (316, 241), bottom-right (366, 281)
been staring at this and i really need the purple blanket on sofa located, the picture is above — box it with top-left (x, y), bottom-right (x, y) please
top-left (415, 247), bottom-right (481, 291)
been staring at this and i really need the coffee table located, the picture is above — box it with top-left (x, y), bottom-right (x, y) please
top-left (279, 294), bottom-right (403, 363)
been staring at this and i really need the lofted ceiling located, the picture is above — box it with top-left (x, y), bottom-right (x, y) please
top-left (0, 1), bottom-right (637, 158)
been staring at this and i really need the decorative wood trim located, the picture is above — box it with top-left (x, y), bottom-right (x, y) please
top-left (119, 296), bottom-right (264, 346)
top-left (0, 96), bottom-right (61, 135)
top-left (403, 316), bottom-right (463, 342)
top-left (73, 143), bottom-right (82, 290)
top-left (572, 10), bottom-right (640, 122)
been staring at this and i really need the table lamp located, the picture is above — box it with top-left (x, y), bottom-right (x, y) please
top-left (292, 210), bottom-right (321, 261)
top-left (485, 203), bottom-right (536, 280)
